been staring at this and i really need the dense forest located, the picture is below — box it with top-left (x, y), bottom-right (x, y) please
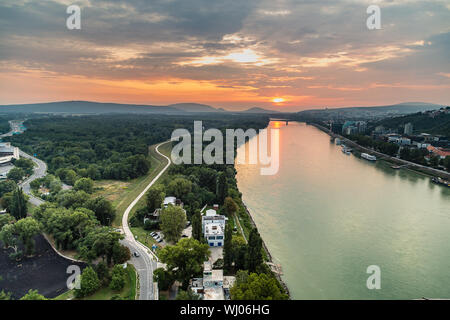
top-left (5, 114), bottom-right (269, 183)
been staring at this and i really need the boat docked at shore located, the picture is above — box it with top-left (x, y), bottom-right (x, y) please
top-left (431, 177), bottom-right (450, 188)
top-left (341, 146), bottom-right (352, 155)
top-left (361, 153), bottom-right (377, 161)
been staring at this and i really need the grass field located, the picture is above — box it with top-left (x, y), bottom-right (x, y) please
top-left (54, 264), bottom-right (137, 300)
top-left (93, 142), bottom-right (172, 227)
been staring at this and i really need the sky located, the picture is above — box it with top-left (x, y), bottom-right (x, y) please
top-left (0, 0), bottom-right (449, 111)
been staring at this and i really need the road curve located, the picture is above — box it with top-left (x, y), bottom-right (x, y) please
top-left (19, 150), bottom-right (47, 206)
top-left (121, 140), bottom-right (172, 300)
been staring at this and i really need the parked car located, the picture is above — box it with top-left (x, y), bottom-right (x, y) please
top-left (157, 238), bottom-right (163, 243)
top-left (133, 251), bottom-right (140, 257)
top-left (150, 232), bottom-right (157, 237)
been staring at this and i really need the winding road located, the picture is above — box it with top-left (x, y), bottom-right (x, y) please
top-left (18, 150), bottom-right (47, 206)
top-left (120, 140), bottom-right (172, 300)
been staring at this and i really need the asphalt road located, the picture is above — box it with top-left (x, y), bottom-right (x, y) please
top-left (121, 141), bottom-right (172, 300)
top-left (19, 150), bottom-right (47, 206)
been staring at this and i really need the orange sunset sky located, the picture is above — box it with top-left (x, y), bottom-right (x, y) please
top-left (0, 0), bottom-right (449, 111)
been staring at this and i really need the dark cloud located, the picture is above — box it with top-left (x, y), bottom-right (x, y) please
top-left (0, 0), bottom-right (448, 107)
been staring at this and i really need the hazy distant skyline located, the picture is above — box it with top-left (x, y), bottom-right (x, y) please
top-left (0, 0), bottom-right (449, 111)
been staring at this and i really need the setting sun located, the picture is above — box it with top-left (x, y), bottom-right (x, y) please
top-left (272, 97), bottom-right (285, 103)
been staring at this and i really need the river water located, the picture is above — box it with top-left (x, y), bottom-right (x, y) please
top-left (235, 121), bottom-right (450, 299)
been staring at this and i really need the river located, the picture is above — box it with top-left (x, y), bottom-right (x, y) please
top-left (235, 121), bottom-right (450, 299)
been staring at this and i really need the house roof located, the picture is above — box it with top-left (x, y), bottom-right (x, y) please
top-left (427, 145), bottom-right (450, 157)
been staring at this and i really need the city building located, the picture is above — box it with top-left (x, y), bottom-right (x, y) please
top-left (0, 142), bottom-right (19, 164)
top-left (202, 209), bottom-right (227, 247)
top-left (404, 123), bottom-right (413, 135)
top-left (190, 261), bottom-right (235, 300)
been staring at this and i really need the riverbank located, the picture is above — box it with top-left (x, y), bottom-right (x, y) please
top-left (310, 122), bottom-right (450, 181)
top-left (241, 200), bottom-right (291, 298)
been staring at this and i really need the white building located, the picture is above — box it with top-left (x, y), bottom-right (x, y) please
top-left (163, 196), bottom-right (176, 207)
top-left (404, 122), bottom-right (413, 135)
top-left (202, 209), bottom-right (227, 247)
top-left (0, 143), bottom-right (19, 164)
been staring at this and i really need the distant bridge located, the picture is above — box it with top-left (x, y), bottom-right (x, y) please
top-left (270, 118), bottom-right (292, 125)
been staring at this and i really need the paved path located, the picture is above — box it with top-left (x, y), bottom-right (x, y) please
top-left (18, 150), bottom-right (47, 206)
top-left (121, 141), bottom-right (172, 300)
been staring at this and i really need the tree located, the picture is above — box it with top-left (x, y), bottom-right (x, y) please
top-left (57, 190), bottom-right (89, 209)
top-left (74, 177), bottom-right (94, 194)
top-left (75, 266), bottom-right (100, 298)
top-left (444, 156), bottom-right (450, 171)
top-left (0, 224), bottom-right (18, 251)
top-left (191, 211), bottom-right (202, 241)
top-left (95, 261), bottom-right (110, 285)
top-left (14, 217), bottom-right (41, 256)
top-left (0, 290), bottom-right (12, 300)
top-left (0, 180), bottom-right (17, 198)
top-left (7, 167), bottom-right (25, 183)
top-left (160, 205), bottom-right (187, 243)
top-left (230, 271), bottom-right (288, 300)
top-left (13, 158), bottom-right (35, 175)
top-left (216, 172), bottom-right (228, 204)
top-left (232, 236), bottom-right (248, 270)
top-left (153, 268), bottom-right (174, 291)
top-left (223, 223), bottom-right (233, 271)
top-left (159, 238), bottom-right (210, 289)
top-left (30, 179), bottom-right (41, 190)
top-left (65, 169), bottom-right (78, 185)
top-left (245, 228), bottom-right (263, 273)
top-left (9, 187), bottom-right (28, 220)
top-left (167, 178), bottom-right (192, 199)
top-left (109, 264), bottom-right (127, 291)
top-left (176, 290), bottom-right (201, 300)
top-left (146, 184), bottom-right (165, 213)
top-left (112, 242), bottom-right (131, 265)
top-left (85, 196), bottom-right (116, 226)
top-left (429, 155), bottom-right (440, 168)
top-left (20, 289), bottom-right (47, 300)
top-left (223, 197), bottom-right (238, 217)
top-left (0, 213), bottom-right (14, 229)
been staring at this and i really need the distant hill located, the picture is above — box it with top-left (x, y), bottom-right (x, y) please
top-left (241, 107), bottom-right (280, 114)
top-left (168, 103), bottom-right (218, 113)
top-left (0, 101), bottom-right (222, 114)
top-left (373, 108), bottom-right (450, 137)
top-left (296, 102), bottom-right (445, 120)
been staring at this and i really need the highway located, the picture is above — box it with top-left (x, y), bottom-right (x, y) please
top-left (121, 140), bottom-right (172, 300)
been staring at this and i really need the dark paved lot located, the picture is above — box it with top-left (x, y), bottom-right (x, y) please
top-left (0, 234), bottom-right (85, 299)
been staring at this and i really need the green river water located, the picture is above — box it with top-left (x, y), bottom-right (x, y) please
top-left (235, 121), bottom-right (450, 299)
